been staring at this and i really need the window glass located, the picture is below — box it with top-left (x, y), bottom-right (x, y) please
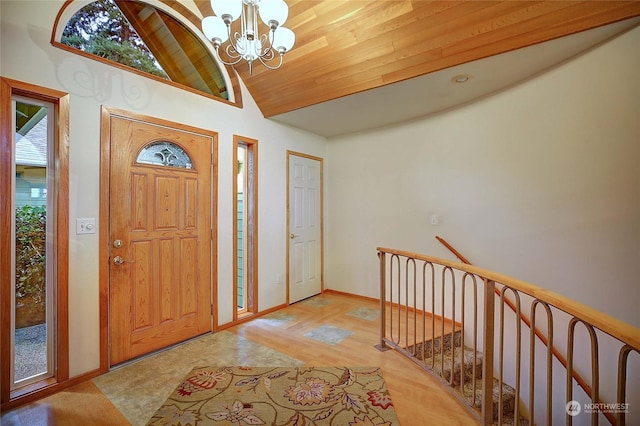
top-left (234, 137), bottom-right (257, 319)
top-left (60, 0), bottom-right (229, 100)
top-left (13, 98), bottom-right (56, 389)
top-left (136, 141), bottom-right (193, 169)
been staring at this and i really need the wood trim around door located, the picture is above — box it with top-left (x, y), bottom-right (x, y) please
top-left (99, 106), bottom-right (218, 371)
top-left (285, 150), bottom-right (324, 305)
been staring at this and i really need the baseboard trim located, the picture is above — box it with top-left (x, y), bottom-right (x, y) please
top-left (1, 369), bottom-right (102, 413)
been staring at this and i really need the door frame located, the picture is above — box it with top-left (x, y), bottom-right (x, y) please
top-left (285, 151), bottom-right (324, 304)
top-left (98, 107), bottom-right (218, 371)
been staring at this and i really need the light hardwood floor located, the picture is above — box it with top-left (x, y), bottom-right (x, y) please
top-left (2, 291), bottom-right (478, 425)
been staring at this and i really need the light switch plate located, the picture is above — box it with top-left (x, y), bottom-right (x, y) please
top-left (76, 218), bottom-right (96, 234)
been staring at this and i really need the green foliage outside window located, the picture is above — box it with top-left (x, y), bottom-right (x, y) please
top-left (15, 205), bottom-right (46, 305)
top-left (61, 0), bottom-right (169, 79)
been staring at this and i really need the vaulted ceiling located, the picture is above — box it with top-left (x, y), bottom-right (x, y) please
top-left (188, 1), bottom-right (640, 136)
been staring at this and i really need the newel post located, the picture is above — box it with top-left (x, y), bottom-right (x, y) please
top-left (375, 250), bottom-right (388, 351)
top-left (482, 279), bottom-right (495, 425)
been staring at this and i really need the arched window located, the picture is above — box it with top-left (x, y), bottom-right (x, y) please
top-left (52, 0), bottom-right (241, 105)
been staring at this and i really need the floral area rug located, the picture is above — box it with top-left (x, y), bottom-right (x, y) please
top-left (146, 366), bottom-right (400, 425)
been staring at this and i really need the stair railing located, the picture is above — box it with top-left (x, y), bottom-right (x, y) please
top-left (435, 235), bottom-right (613, 425)
top-left (376, 246), bottom-right (640, 426)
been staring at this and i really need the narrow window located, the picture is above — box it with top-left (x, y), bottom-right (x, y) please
top-left (12, 97), bottom-right (56, 390)
top-left (1, 78), bottom-right (69, 403)
top-left (233, 136), bottom-right (257, 319)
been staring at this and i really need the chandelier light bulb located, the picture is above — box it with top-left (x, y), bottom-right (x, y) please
top-left (272, 26), bottom-right (295, 53)
top-left (210, 0), bottom-right (242, 22)
top-left (259, 0), bottom-right (289, 29)
top-left (202, 16), bottom-right (229, 45)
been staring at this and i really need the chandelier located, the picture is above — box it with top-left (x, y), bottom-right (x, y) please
top-left (202, 0), bottom-right (295, 74)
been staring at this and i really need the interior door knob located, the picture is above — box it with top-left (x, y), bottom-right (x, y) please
top-left (290, 233), bottom-right (299, 239)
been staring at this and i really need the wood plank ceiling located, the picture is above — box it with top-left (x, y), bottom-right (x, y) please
top-left (191, 1), bottom-right (640, 118)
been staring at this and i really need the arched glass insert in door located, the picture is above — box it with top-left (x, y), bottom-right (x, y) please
top-left (136, 141), bottom-right (193, 169)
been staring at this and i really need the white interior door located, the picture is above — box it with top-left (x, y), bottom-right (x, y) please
top-left (288, 153), bottom-right (322, 303)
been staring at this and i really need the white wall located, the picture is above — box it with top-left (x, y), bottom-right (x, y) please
top-left (326, 25), bottom-right (640, 329)
top-left (1, 0), bottom-right (326, 378)
top-left (327, 27), bottom-right (640, 421)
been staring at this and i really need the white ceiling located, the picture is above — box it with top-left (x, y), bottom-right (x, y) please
top-left (270, 18), bottom-right (640, 138)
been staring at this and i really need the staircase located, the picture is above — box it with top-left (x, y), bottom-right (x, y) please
top-left (377, 247), bottom-right (640, 426)
top-left (408, 331), bottom-right (528, 425)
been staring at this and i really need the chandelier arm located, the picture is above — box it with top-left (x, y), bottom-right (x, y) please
top-left (215, 30), bottom-right (245, 66)
top-left (213, 46), bottom-right (244, 66)
top-left (261, 49), bottom-right (276, 62)
top-left (268, 28), bottom-right (275, 49)
top-left (259, 33), bottom-right (277, 61)
top-left (257, 53), bottom-right (284, 70)
top-left (226, 33), bottom-right (245, 58)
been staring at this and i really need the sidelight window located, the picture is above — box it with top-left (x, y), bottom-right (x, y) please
top-left (234, 136), bottom-right (257, 318)
top-left (12, 98), bottom-right (56, 390)
top-left (1, 78), bottom-right (69, 405)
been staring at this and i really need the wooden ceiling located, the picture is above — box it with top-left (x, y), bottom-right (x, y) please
top-left (191, 1), bottom-right (640, 118)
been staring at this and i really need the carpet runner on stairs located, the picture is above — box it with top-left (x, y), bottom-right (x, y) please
top-left (408, 331), bottom-right (529, 425)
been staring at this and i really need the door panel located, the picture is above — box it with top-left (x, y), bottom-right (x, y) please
top-left (288, 153), bottom-right (322, 303)
top-left (109, 116), bottom-right (212, 365)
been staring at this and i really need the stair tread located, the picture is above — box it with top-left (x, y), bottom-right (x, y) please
top-left (409, 334), bottom-right (528, 424)
top-left (419, 345), bottom-right (483, 385)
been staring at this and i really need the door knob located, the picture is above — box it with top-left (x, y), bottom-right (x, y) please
top-left (290, 233), bottom-right (299, 239)
top-left (112, 255), bottom-right (133, 265)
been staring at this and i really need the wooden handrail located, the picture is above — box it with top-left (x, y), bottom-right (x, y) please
top-left (378, 245), bottom-right (640, 356)
top-left (435, 236), bottom-right (472, 265)
top-left (432, 237), bottom-right (639, 425)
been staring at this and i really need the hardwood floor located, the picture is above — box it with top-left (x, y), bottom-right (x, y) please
top-left (2, 291), bottom-right (478, 425)
top-left (1, 380), bottom-right (129, 426)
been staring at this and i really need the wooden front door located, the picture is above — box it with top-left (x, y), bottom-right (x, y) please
top-left (108, 114), bottom-right (213, 366)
